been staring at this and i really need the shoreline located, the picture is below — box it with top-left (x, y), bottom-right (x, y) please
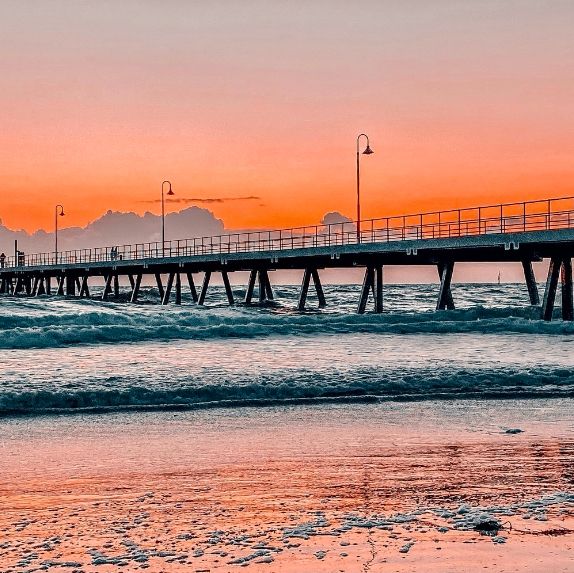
top-left (1, 399), bottom-right (572, 571)
top-left (2, 389), bottom-right (574, 420)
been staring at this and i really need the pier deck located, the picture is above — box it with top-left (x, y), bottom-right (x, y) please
top-left (1, 196), bottom-right (574, 319)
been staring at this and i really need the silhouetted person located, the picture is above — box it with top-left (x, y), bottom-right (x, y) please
top-left (110, 246), bottom-right (118, 260)
top-left (0, 253), bottom-right (5, 268)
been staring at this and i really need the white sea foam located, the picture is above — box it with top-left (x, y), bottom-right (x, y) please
top-left (0, 284), bottom-right (572, 416)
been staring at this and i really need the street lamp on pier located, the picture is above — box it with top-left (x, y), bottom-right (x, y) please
top-left (161, 180), bottom-right (174, 256)
top-left (356, 133), bottom-right (374, 243)
top-left (55, 204), bottom-right (65, 264)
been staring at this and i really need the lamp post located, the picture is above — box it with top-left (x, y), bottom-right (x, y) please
top-left (55, 204), bottom-right (65, 264)
top-left (356, 133), bottom-right (374, 243)
top-left (161, 180), bottom-right (174, 256)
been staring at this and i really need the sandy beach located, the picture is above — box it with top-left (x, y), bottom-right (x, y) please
top-left (1, 399), bottom-right (572, 572)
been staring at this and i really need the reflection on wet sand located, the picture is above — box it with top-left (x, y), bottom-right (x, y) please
top-left (0, 400), bottom-right (573, 572)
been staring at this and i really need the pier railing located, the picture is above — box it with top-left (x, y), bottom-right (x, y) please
top-left (5, 196), bottom-right (574, 268)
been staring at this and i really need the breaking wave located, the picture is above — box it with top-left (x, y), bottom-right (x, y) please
top-left (1, 284), bottom-right (573, 417)
top-left (1, 364), bottom-right (573, 417)
top-left (0, 300), bottom-right (573, 350)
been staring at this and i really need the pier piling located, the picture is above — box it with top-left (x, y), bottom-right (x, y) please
top-left (162, 272), bottom-right (175, 305)
top-left (198, 271), bottom-right (211, 305)
top-left (561, 258), bottom-right (573, 321)
top-left (436, 261), bottom-right (455, 311)
top-left (130, 273), bottom-right (142, 303)
top-left (187, 272), bottom-right (198, 303)
top-left (357, 265), bottom-right (383, 313)
top-left (542, 257), bottom-right (561, 321)
top-left (222, 271), bottom-right (235, 305)
top-left (521, 260), bottom-right (540, 305)
top-left (298, 267), bottom-right (325, 310)
top-left (245, 269), bottom-right (273, 304)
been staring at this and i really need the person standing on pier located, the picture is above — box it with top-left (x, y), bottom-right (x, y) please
top-left (0, 253), bottom-right (5, 268)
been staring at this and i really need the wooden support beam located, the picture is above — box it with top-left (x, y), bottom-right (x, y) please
top-left (244, 270), bottom-right (257, 304)
top-left (436, 261), bottom-right (455, 311)
top-left (198, 271), bottom-right (211, 305)
top-left (31, 276), bottom-right (39, 296)
top-left (128, 274), bottom-right (135, 290)
top-left (113, 274), bottom-right (120, 298)
top-left (130, 273), bottom-right (142, 303)
top-left (561, 258), bottom-right (573, 321)
top-left (358, 266), bottom-right (374, 314)
top-left (65, 274), bottom-right (76, 296)
top-left (221, 271), bottom-right (235, 305)
top-left (436, 263), bottom-right (455, 310)
top-left (79, 275), bottom-right (90, 298)
top-left (258, 270), bottom-right (266, 303)
top-left (262, 269), bottom-right (274, 301)
top-left (162, 272), bottom-right (175, 305)
top-left (298, 268), bottom-right (325, 310)
top-left (155, 273), bottom-right (165, 300)
top-left (14, 277), bottom-right (23, 295)
top-left (311, 268), bottom-right (326, 308)
top-left (102, 274), bottom-right (113, 301)
top-left (186, 272), bottom-right (198, 303)
top-left (37, 277), bottom-right (46, 296)
top-left (0, 278), bottom-right (6, 294)
top-left (45, 276), bottom-right (51, 295)
top-left (298, 268), bottom-right (312, 311)
top-left (175, 272), bottom-right (182, 305)
top-left (75, 277), bottom-right (82, 294)
top-left (56, 275), bottom-right (65, 296)
top-left (542, 257), bottom-right (561, 321)
top-left (521, 260), bottom-right (540, 305)
top-left (24, 277), bottom-right (32, 295)
top-left (375, 265), bottom-right (383, 314)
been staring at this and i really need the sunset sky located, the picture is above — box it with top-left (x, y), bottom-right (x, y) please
top-left (1, 0), bottom-right (572, 233)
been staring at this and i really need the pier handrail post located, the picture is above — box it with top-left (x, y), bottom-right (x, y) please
top-left (547, 199), bottom-right (551, 230)
top-left (478, 207), bottom-right (482, 234)
top-left (458, 209), bottom-right (461, 236)
top-left (523, 202), bottom-right (526, 231)
top-left (500, 205), bottom-right (503, 233)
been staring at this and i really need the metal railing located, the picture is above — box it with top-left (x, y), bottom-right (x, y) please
top-left (4, 196), bottom-right (574, 269)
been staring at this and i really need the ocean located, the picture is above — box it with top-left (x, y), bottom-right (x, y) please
top-left (1, 283), bottom-right (573, 571)
top-left (0, 282), bottom-right (573, 416)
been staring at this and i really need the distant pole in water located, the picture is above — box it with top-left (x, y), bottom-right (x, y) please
top-left (356, 133), bottom-right (374, 244)
top-left (498, 271), bottom-right (501, 285)
top-left (161, 180), bottom-right (174, 257)
top-left (55, 204), bottom-right (65, 264)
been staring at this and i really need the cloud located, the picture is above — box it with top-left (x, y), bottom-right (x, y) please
top-left (321, 211), bottom-right (353, 225)
top-left (0, 207), bottom-right (225, 254)
top-left (139, 196), bottom-right (261, 205)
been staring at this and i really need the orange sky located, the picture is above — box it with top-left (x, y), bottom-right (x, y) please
top-left (1, 1), bottom-right (572, 233)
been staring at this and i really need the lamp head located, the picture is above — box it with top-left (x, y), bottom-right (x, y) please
top-left (60, 210), bottom-right (65, 216)
top-left (362, 144), bottom-right (374, 155)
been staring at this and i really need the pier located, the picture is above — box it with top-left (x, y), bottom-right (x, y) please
top-left (1, 196), bottom-right (574, 321)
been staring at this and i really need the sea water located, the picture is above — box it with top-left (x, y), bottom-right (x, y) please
top-left (0, 283), bottom-right (573, 416)
top-left (1, 283), bottom-right (573, 571)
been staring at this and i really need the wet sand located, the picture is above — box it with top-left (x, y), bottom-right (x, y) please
top-left (1, 399), bottom-right (573, 572)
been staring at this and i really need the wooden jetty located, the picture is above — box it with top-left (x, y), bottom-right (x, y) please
top-left (1, 196), bottom-right (574, 321)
